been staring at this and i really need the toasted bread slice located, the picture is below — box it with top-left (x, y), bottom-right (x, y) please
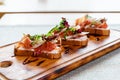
top-left (84, 27), bottom-right (110, 36)
top-left (84, 27), bottom-right (96, 34)
top-left (14, 43), bottom-right (64, 59)
top-left (96, 28), bottom-right (110, 36)
top-left (62, 33), bottom-right (88, 47)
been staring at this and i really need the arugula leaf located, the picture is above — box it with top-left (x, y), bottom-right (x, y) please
top-left (65, 27), bottom-right (75, 33)
top-left (69, 27), bottom-right (76, 32)
top-left (46, 25), bottom-right (60, 37)
top-left (30, 34), bottom-right (43, 45)
top-left (59, 18), bottom-right (65, 28)
top-left (30, 34), bottom-right (41, 40)
top-left (46, 17), bottom-right (69, 37)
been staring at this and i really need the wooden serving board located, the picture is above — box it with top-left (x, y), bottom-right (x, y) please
top-left (0, 29), bottom-right (120, 80)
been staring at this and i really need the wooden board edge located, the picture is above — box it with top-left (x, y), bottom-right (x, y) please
top-left (29, 38), bottom-right (120, 80)
top-left (0, 41), bottom-right (18, 48)
top-left (0, 73), bottom-right (9, 80)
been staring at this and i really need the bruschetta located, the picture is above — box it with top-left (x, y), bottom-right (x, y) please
top-left (76, 15), bottom-right (110, 36)
top-left (46, 17), bottom-right (88, 47)
top-left (14, 34), bottom-right (64, 59)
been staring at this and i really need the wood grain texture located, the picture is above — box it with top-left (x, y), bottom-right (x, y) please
top-left (0, 30), bottom-right (120, 80)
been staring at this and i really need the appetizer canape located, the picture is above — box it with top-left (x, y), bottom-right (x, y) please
top-left (47, 17), bottom-right (88, 47)
top-left (14, 34), bottom-right (63, 59)
top-left (76, 15), bottom-right (110, 36)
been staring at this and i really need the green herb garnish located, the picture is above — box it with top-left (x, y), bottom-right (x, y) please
top-left (59, 18), bottom-right (66, 29)
top-left (69, 27), bottom-right (76, 32)
top-left (46, 18), bottom-right (69, 37)
top-left (46, 25), bottom-right (60, 37)
top-left (30, 34), bottom-right (42, 45)
top-left (65, 27), bottom-right (75, 33)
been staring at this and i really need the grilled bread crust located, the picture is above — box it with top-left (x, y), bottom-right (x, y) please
top-left (14, 43), bottom-right (64, 59)
top-left (62, 34), bottom-right (88, 47)
top-left (84, 27), bottom-right (110, 36)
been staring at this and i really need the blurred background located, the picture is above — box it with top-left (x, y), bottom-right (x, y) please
top-left (0, 0), bottom-right (120, 25)
top-left (0, 0), bottom-right (120, 46)
top-left (0, 0), bottom-right (120, 12)
top-left (0, 0), bottom-right (120, 80)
